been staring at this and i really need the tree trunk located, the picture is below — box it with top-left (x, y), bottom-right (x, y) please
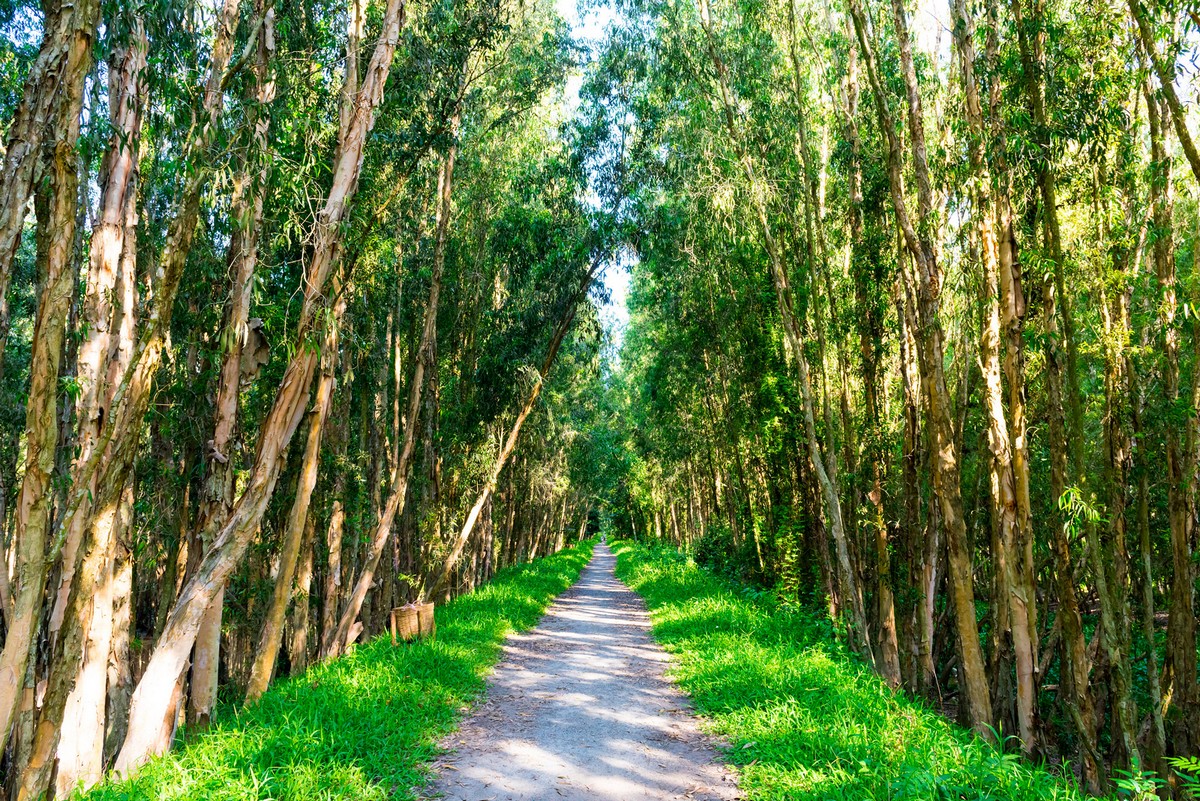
top-left (1146, 85), bottom-right (1197, 758)
top-left (1009, 0), bottom-right (1100, 783)
top-left (848, 0), bottom-right (993, 737)
top-left (0, 0), bottom-right (101, 361)
top-left (897, 278), bottom-right (934, 697)
top-left (426, 249), bottom-right (609, 599)
top-left (950, 0), bottom-right (1035, 752)
top-left (187, 1), bottom-right (278, 730)
top-left (40, 16), bottom-right (147, 794)
top-left (694, 0), bottom-right (871, 658)
top-left (320, 489), bottom-right (347, 656)
top-left (0, 0), bottom-right (100, 749)
top-left (289, 515), bottom-right (317, 676)
top-left (49, 15), bottom-right (147, 643)
top-left (325, 133), bottom-right (456, 659)
top-left (104, 483), bottom-right (135, 764)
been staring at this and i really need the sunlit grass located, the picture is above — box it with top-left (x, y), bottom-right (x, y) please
top-left (83, 540), bottom-right (595, 801)
top-left (612, 539), bottom-right (1093, 801)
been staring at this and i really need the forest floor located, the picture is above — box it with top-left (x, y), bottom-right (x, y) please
top-left (424, 543), bottom-right (741, 801)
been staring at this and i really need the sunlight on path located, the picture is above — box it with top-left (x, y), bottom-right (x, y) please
top-left (425, 544), bottom-right (740, 801)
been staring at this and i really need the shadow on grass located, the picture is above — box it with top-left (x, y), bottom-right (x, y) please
top-left (81, 542), bottom-right (595, 801)
top-left (611, 540), bottom-right (1093, 801)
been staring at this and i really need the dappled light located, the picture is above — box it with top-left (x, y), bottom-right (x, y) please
top-left (429, 544), bottom-right (738, 801)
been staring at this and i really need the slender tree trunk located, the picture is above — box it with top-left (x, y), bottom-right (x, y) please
top-left (49, 15), bottom-right (147, 641)
top-left (951, 0), bottom-right (1035, 752)
top-left (320, 474), bottom-right (347, 649)
top-left (0, 0), bottom-right (101, 357)
top-left (1008, 0), bottom-right (1100, 783)
top-left (326, 135), bottom-right (457, 658)
top-left (246, 295), bottom-right (343, 702)
top-left (41, 16), bottom-right (147, 794)
top-left (1146, 85), bottom-right (1197, 757)
top-left (426, 251), bottom-right (609, 599)
top-left (848, 0), bottom-right (992, 736)
top-left (834, 21), bottom-right (900, 689)
top-left (319, 352), bottom-right (352, 655)
top-left (104, 483), bottom-right (135, 763)
top-left (288, 515), bottom-right (317, 676)
top-left (0, 0), bottom-right (100, 749)
top-left (1130, 356), bottom-right (1167, 772)
top-left (187, 2), bottom-right (278, 729)
top-left (694, 0), bottom-right (871, 657)
top-left (897, 278), bottom-right (935, 697)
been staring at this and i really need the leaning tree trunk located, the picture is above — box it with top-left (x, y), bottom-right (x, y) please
top-left (0, 0), bottom-right (101, 370)
top-left (114, 0), bottom-right (406, 771)
top-left (245, 295), bottom-right (343, 702)
top-left (289, 516), bottom-right (317, 676)
top-left (326, 137), bottom-right (457, 659)
top-left (426, 251), bottom-right (609, 600)
top-left (38, 14), bottom-right (147, 797)
top-left (188, 0), bottom-right (278, 729)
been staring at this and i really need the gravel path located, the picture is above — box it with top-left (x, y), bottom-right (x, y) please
top-left (426, 543), bottom-right (740, 801)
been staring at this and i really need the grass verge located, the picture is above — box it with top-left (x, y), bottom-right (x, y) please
top-left (611, 539), bottom-right (1089, 801)
top-left (84, 540), bottom-right (594, 801)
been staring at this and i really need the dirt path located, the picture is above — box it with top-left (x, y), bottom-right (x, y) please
top-left (426, 543), bottom-right (740, 801)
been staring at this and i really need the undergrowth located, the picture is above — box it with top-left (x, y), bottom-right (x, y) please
top-left (611, 539), bottom-right (1093, 801)
top-left (82, 540), bottom-right (594, 801)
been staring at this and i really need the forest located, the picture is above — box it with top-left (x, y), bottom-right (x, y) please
top-left (0, 0), bottom-right (1197, 795)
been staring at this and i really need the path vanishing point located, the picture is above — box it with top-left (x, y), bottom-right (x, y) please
top-left (427, 543), bottom-right (741, 801)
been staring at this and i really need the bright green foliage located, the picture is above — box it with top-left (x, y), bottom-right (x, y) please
top-left (81, 540), bottom-right (595, 801)
top-left (612, 540), bottom-right (1092, 801)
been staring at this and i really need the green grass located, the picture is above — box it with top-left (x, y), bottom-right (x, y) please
top-left (84, 540), bottom-right (595, 801)
top-left (611, 539), bottom-right (1092, 801)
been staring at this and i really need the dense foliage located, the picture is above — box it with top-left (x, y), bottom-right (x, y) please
top-left (0, 0), bottom-right (613, 794)
top-left (4, 0), bottom-right (1200, 794)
